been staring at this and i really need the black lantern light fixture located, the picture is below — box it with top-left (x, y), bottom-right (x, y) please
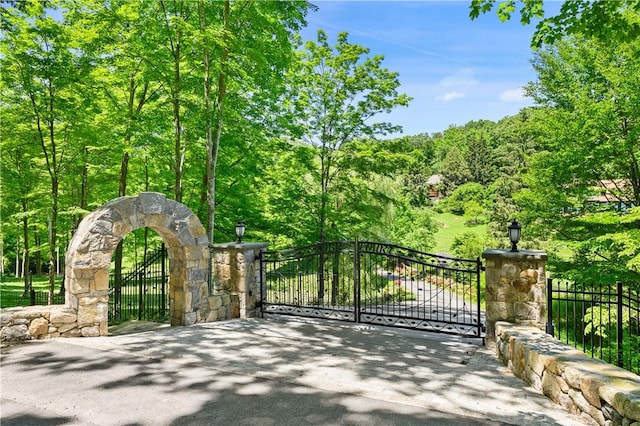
top-left (235, 221), bottom-right (246, 243)
top-left (508, 219), bottom-right (521, 252)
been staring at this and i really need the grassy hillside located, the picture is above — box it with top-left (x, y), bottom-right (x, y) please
top-left (432, 212), bottom-right (488, 254)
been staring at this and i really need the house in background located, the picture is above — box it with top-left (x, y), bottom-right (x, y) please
top-left (586, 179), bottom-right (635, 211)
top-left (427, 174), bottom-right (443, 201)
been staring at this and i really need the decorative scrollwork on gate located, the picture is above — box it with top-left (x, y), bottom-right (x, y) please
top-left (260, 240), bottom-right (484, 339)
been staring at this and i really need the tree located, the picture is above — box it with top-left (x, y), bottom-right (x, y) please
top-left (1, 2), bottom-right (97, 302)
top-left (388, 203), bottom-right (437, 252)
top-left (463, 201), bottom-right (485, 225)
top-left (197, 0), bottom-right (309, 246)
top-left (470, 0), bottom-right (640, 48)
top-left (465, 131), bottom-right (496, 185)
top-left (451, 231), bottom-right (488, 259)
top-left (441, 182), bottom-right (486, 215)
top-left (517, 36), bottom-right (640, 282)
top-left (283, 30), bottom-right (411, 242)
top-left (440, 146), bottom-right (471, 196)
top-left (398, 134), bottom-right (436, 207)
top-left (485, 109), bottom-right (541, 245)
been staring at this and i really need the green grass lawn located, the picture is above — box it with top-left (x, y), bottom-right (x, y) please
top-left (0, 276), bottom-right (63, 308)
top-left (432, 212), bottom-right (488, 254)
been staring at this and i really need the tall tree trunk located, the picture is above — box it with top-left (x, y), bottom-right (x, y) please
top-left (114, 151), bottom-right (129, 314)
top-left (170, 1), bottom-right (184, 204)
top-left (172, 87), bottom-right (183, 203)
top-left (319, 147), bottom-right (331, 243)
top-left (34, 231), bottom-right (41, 276)
top-left (207, 0), bottom-right (230, 246)
top-left (21, 201), bottom-right (29, 295)
top-left (48, 177), bottom-right (58, 304)
top-left (80, 149), bottom-right (89, 213)
top-left (159, 0), bottom-right (185, 203)
top-left (36, 79), bottom-right (59, 305)
top-left (199, 0), bottom-right (213, 242)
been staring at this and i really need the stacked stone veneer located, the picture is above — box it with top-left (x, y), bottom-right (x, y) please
top-left (1, 193), bottom-right (214, 342)
top-left (66, 192), bottom-right (212, 334)
top-left (482, 249), bottom-right (548, 347)
top-left (483, 249), bottom-right (640, 426)
top-left (211, 242), bottom-right (267, 320)
top-left (495, 322), bottom-right (640, 426)
top-left (1, 305), bottom-right (80, 341)
top-left (0, 193), bottom-right (270, 343)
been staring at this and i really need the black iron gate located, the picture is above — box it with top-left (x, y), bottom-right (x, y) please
top-left (108, 244), bottom-right (168, 325)
top-left (260, 241), bottom-right (485, 338)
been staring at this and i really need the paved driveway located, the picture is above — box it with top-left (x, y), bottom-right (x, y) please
top-left (1, 317), bottom-right (586, 425)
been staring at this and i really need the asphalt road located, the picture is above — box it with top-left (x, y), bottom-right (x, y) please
top-left (1, 317), bottom-right (587, 426)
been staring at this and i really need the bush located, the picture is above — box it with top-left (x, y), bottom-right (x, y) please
top-left (450, 231), bottom-right (488, 259)
top-left (463, 201), bottom-right (487, 225)
top-left (441, 182), bottom-right (486, 215)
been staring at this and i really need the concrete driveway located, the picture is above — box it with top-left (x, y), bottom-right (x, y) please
top-left (1, 317), bottom-right (586, 425)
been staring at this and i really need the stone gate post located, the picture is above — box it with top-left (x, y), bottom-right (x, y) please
top-left (482, 249), bottom-right (548, 348)
top-left (211, 242), bottom-right (267, 320)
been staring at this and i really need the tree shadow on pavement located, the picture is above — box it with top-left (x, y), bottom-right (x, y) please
top-left (0, 318), bottom-right (585, 426)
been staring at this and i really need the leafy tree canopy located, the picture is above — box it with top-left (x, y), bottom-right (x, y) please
top-left (470, 0), bottom-right (640, 48)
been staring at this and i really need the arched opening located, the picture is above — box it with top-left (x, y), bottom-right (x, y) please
top-left (65, 193), bottom-right (210, 336)
top-left (108, 227), bottom-right (168, 326)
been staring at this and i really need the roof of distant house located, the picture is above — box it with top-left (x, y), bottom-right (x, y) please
top-left (427, 175), bottom-right (442, 185)
top-left (587, 179), bottom-right (633, 204)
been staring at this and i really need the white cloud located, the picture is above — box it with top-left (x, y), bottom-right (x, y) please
top-left (438, 68), bottom-right (477, 89)
top-left (499, 88), bottom-right (527, 102)
top-left (436, 91), bottom-right (466, 102)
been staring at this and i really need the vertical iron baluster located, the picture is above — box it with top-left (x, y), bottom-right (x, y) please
top-left (476, 258), bottom-right (482, 338)
top-left (617, 281), bottom-right (624, 368)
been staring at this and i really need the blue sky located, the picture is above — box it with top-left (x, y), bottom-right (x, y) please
top-left (298, 1), bottom-right (560, 136)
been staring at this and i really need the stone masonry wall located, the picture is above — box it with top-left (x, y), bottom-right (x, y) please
top-left (495, 322), bottom-right (640, 426)
top-left (482, 249), bottom-right (548, 347)
top-left (211, 242), bottom-right (267, 320)
top-left (64, 192), bottom-right (211, 332)
top-left (0, 241), bottom-right (268, 343)
top-left (1, 305), bottom-right (82, 342)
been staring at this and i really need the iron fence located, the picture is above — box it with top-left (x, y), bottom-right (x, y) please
top-left (260, 240), bottom-right (484, 338)
top-left (7, 289), bottom-right (65, 307)
top-left (547, 279), bottom-right (640, 375)
top-left (108, 244), bottom-right (168, 324)
top-left (30, 290), bottom-right (65, 306)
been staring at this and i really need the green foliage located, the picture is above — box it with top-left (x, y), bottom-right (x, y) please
top-left (441, 182), bottom-right (486, 215)
top-left (516, 35), bottom-right (640, 283)
top-left (450, 231), bottom-right (488, 260)
top-left (463, 201), bottom-right (487, 225)
top-left (281, 29), bottom-right (412, 242)
top-left (470, 0), bottom-right (640, 49)
top-left (0, 0), bottom-right (312, 279)
top-left (439, 146), bottom-right (471, 195)
top-left (388, 204), bottom-right (437, 253)
top-left (465, 132), bottom-right (497, 185)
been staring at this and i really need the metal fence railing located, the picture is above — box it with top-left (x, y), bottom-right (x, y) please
top-left (260, 240), bottom-right (484, 339)
top-left (30, 290), bottom-right (65, 306)
top-left (547, 279), bottom-right (639, 375)
top-left (108, 244), bottom-right (168, 325)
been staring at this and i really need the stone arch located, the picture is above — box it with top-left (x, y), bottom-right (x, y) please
top-left (65, 192), bottom-right (210, 336)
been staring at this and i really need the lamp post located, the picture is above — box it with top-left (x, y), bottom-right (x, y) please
top-left (235, 221), bottom-right (245, 243)
top-left (508, 219), bottom-right (521, 252)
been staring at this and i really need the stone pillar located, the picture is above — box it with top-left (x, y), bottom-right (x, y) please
top-left (211, 242), bottom-right (268, 320)
top-left (482, 249), bottom-right (548, 348)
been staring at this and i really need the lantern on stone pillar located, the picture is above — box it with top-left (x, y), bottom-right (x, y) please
top-left (508, 220), bottom-right (521, 252)
top-left (235, 221), bottom-right (246, 243)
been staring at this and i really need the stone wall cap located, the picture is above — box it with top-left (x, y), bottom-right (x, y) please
top-left (212, 242), bottom-right (268, 250)
top-left (482, 248), bottom-right (547, 261)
